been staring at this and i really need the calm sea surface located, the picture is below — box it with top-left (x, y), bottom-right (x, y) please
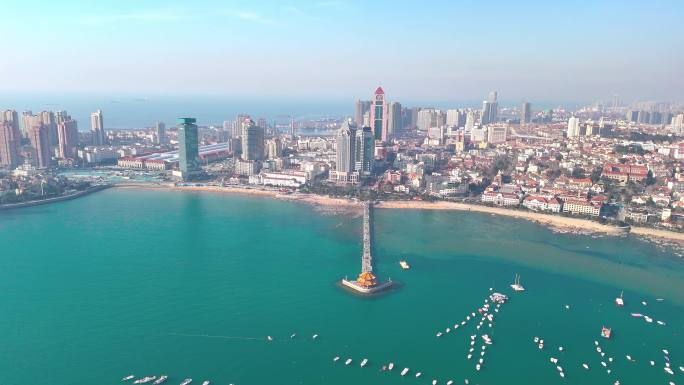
top-left (1, 188), bottom-right (683, 385)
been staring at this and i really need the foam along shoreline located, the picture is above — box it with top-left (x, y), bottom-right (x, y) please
top-left (375, 200), bottom-right (684, 245)
top-left (113, 183), bottom-right (684, 245)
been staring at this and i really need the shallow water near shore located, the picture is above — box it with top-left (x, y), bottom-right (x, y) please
top-left (1, 188), bottom-right (683, 385)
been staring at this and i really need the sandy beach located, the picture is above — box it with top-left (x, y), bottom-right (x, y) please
top-left (113, 183), bottom-right (684, 245)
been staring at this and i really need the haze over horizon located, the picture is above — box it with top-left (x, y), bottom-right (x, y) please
top-left (2, 0), bottom-right (683, 102)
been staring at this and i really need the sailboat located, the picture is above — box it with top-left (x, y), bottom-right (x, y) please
top-left (510, 274), bottom-right (525, 292)
top-left (615, 291), bottom-right (624, 307)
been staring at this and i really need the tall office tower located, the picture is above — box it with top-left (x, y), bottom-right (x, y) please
top-left (567, 117), bottom-right (580, 138)
top-left (387, 101), bottom-right (402, 137)
top-left (637, 110), bottom-right (651, 124)
top-left (465, 110), bottom-right (475, 130)
top-left (626, 110), bottom-right (639, 123)
top-left (585, 122), bottom-right (594, 136)
top-left (55, 110), bottom-right (69, 124)
top-left (335, 120), bottom-right (356, 173)
top-left (39, 111), bottom-right (57, 146)
top-left (369, 86), bottom-right (388, 141)
top-left (222, 120), bottom-right (233, 139)
top-left (90, 109), bottom-right (105, 146)
top-left (155, 121), bottom-right (166, 145)
top-left (487, 125), bottom-right (508, 144)
top-left (521, 102), bottom-right (532, 126)
top-left (233, 114), bottom-right (250, 138)
top-left (481, 91), bottom-right (499, 125)
top-left (177, 118), bottom-right (200, 178)
top-left (0, 121), bottom-right (22, 168)
top-left (28, 123), bottom-right (51, 168)
top-left (354, 100), bottom-right (371, 126)
top-left (241, 118), bottom-right (264, 161)
top-left (354, 126), bottom-right (374, 175)
top-left (57, 119), bottom-right (79, 159)
top-left (416, 109), bottom-right (442, 132)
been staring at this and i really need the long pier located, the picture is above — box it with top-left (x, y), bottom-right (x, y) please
top-left (341, 201), bottom-right (393, 294)
top-left (361, 202), bottom-right (373, 273)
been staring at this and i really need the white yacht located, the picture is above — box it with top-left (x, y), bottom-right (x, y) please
top-left (400, 368), bottom-right (409, 376)
top-left (333, 356), bottom-right (340, 362)
top-left (510, 274), bottom-right (525, 292)
top-left (122, 375), bottom-right (135, 382)
top-left (388, 362), bottom-right (394, 370)
top-left (345, 359), bottom-right (352, 366)
top-left (360, 358), bottom-right (368, 367)
top-left (153, 376), bottom-right (168, 384)
top-left (180, 380), bottom-right (192, 385)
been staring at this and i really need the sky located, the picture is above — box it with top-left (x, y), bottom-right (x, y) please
top-left (1, 0), bottom-right (683, 103)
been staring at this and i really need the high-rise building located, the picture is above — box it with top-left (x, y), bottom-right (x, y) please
top-left (155, 121), bottom-right (166, 145)
top-left (487, 124), bottom-right (508, 144)
top-left (465, 110), bottom-right (476, 130)
top-left (0, 121), bottom-right (21, 168)
top-left (241, 118), bottom-right (264, 161)
top-left (354, 100), bottom-right (371, 127)
top-left (416, 109), bottom-right (442, 132)
top-left (446, 109), bottom-right (467, 127)
top-left (369, 86), bottom-right (388, 141)
top-left (37, 111), bottom-right (58, 146)
top-left (177, 117), bottom-right (200, 178)
top-left (265, 137), bottom-right (282, 159)
top-left (57, 119), bottom-right (79, 159)
top-left (21, 111), bottom-right (33, 137)
top-left (232, 114), bottom-right (250, 138)
top-left (567, 117), bottom-right (580, 138)
top-left (481, 91), bottom-right (498, 125)
top-left (28, 123), bottom-right (51, 168)
top-left (387, 101), bottom-right (402, 137)
top-left (521, 102), bottom-right (532, 126)
top-left (354, 126), bottom-right (374, 175)
top-left (90, 110), bottom-right (105, 146)
top-left (335, 120), bottom-right (356, 173)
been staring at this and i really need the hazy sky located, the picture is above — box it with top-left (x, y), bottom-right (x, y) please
top-left (2, 0), bottom-right (682, 103)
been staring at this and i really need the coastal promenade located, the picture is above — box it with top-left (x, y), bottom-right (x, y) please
top-left (0, 184), bottom-right (111, 211)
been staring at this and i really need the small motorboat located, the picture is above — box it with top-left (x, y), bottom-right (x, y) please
top-left (388, 362), bottom-right (394, 370)
top-left (601, 326), bottom-right (612, 339)
top-left (582, 363), bottom-right (589, 370)
top-left (360, 358), bottom-right (368, 367)
top-left (401, 368), bottom-right (409, 376)
top-left (180, 380), bottom-right (192, 385)
top-left (615, 291), bottom-right (624, 307)
top-left (333, 356), bottom-right (340, 362)
top-left (345, 359), bottom-right (352, 365)
top-left (415, 372), bottom-right (422, 378)
top-left (153, 376), bottom-right (168, 385)
top-left (122, 375), bottom-right (135, 382)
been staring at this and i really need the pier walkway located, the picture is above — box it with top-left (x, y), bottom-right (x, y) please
top-left (361, 202), bottom-right (373, 273)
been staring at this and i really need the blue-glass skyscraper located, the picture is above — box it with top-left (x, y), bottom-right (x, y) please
top-left (177, 117), bottom-right (200, 179)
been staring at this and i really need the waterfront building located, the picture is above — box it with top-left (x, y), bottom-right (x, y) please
top-left (521, 102), bottom-right (531, 126)
top-left (0, 121), bottom-right (22, 168)
top-left (90, 109), bottom-right (105, 146)
top-left (38, 111), bottom-right (57, 146)
top-left (176, 117), bottom-right (201, 179)
top-left (354, 126), bottom-right (374, 175)
top-left (416, 109), bottom-right (442, 132)
top-left (28, 123), bottom-right (51, 168)
top-left (265, 137), bottom-right (282, 159)
top-left (241, 118), bottom-right (264, 161)
top-left (335, 120), bottom-right (356, 173)
top-left (155, 121), bottom-right (166, 145)
top-left (369, 86), bottom-right (388, 141)
top-left (354, 100), bottom-right (371, 127)
top-left (567, 117), bottom-right (580, 138)
top-left (57, 118), bottom-right (79, 159)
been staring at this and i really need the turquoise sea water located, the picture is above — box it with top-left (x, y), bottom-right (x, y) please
top-left (1, 189), bottom-right (683, 385)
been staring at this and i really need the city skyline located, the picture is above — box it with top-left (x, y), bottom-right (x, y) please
top-left (1, 0), bottom-right (683, 101)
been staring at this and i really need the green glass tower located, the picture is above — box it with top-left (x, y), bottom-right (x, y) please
top-left (177, 117), bottom-right (200, 178)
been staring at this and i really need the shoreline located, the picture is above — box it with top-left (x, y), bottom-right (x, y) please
top-left (115, 183), bottom-right (684, 245)
top-left (0, 184), bottom-right (112, 211)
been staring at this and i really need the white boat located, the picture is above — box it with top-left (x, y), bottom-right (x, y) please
top-left (679, 366), bottom-right (684, 372)
top-left (558, 346), bottom-right (564, 351)
top-left (601, 362), bottom-right (607, 367)
top-left (267, 336), bottom-right (273, 341)
top-left (664, 367), bottom-right (674, 375)
top-left (153, 376), bottom-right (168, 385)
top-left (399, 260), bottom-right (410, 269)
top-left (360, 358), bottom-right (368, 367)
top-left (433, 380), bottom-right (437, 385)
top-left (630, 313), bottom-right (643, 318)
top-left (615, 291), bottom-right (624, 307)
top-left (626, 355), bottom-right (632, 361)
top-left (582, 363), bottom-right (589, 370)
top-left (122, 375), bottom-right (135, 382)
top-left (447, 381), bottom-right (453, 385)
top-left (556, 365), bottom-right (563, 372)
top-left (401, 368), bottom-right (409, 376)
top-left (446, 328), bottom-right (451, 333)
top-left (436, 332), bottom-right (443, 337)
top-left (538, 343), bottom-right (544, 349)
top-left (475, 364), bottom-right (481, 371)
top-left (642, 301), bottom-right (647, 306)
top-left (290, 333), bottom-right (296, 338)
top-left (312, 334), bottom-right (319, 339)
top-left (134, 377), bottom-right (156, 384)
top-left (533, 336), bottom-right (539, 343)
top-left (559, 372), bottom-right (565, 378)
top-left (644, 316), bottom-right (653, 323)
top-left (388, 363), bottom-right (394, 370)
top-left (650, 361), bottom-right (655, 366)
top-left (345, 359), bottom-right (352, 365)
top-left (663, 349), bottom-right (670, 355)
top-left (510, 274), bottom-right (525, 292)
top-left (415, 372), bottom-right (422, 378)
top-left (550, 357), bottom-right (558, 364)
top-left (180, 380), bottom-right (192, 385)
top-left (657, 320), bottom-right (666, 325)
top-left (467, 354), bottom-right (472, 360)
top-left (201, 382), bottom-right (210, 385)
top-left (333, 356), bottom-right (340, 362)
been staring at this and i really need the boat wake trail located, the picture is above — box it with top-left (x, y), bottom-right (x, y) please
top-left (166, 332), bottom-right (264, 341)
